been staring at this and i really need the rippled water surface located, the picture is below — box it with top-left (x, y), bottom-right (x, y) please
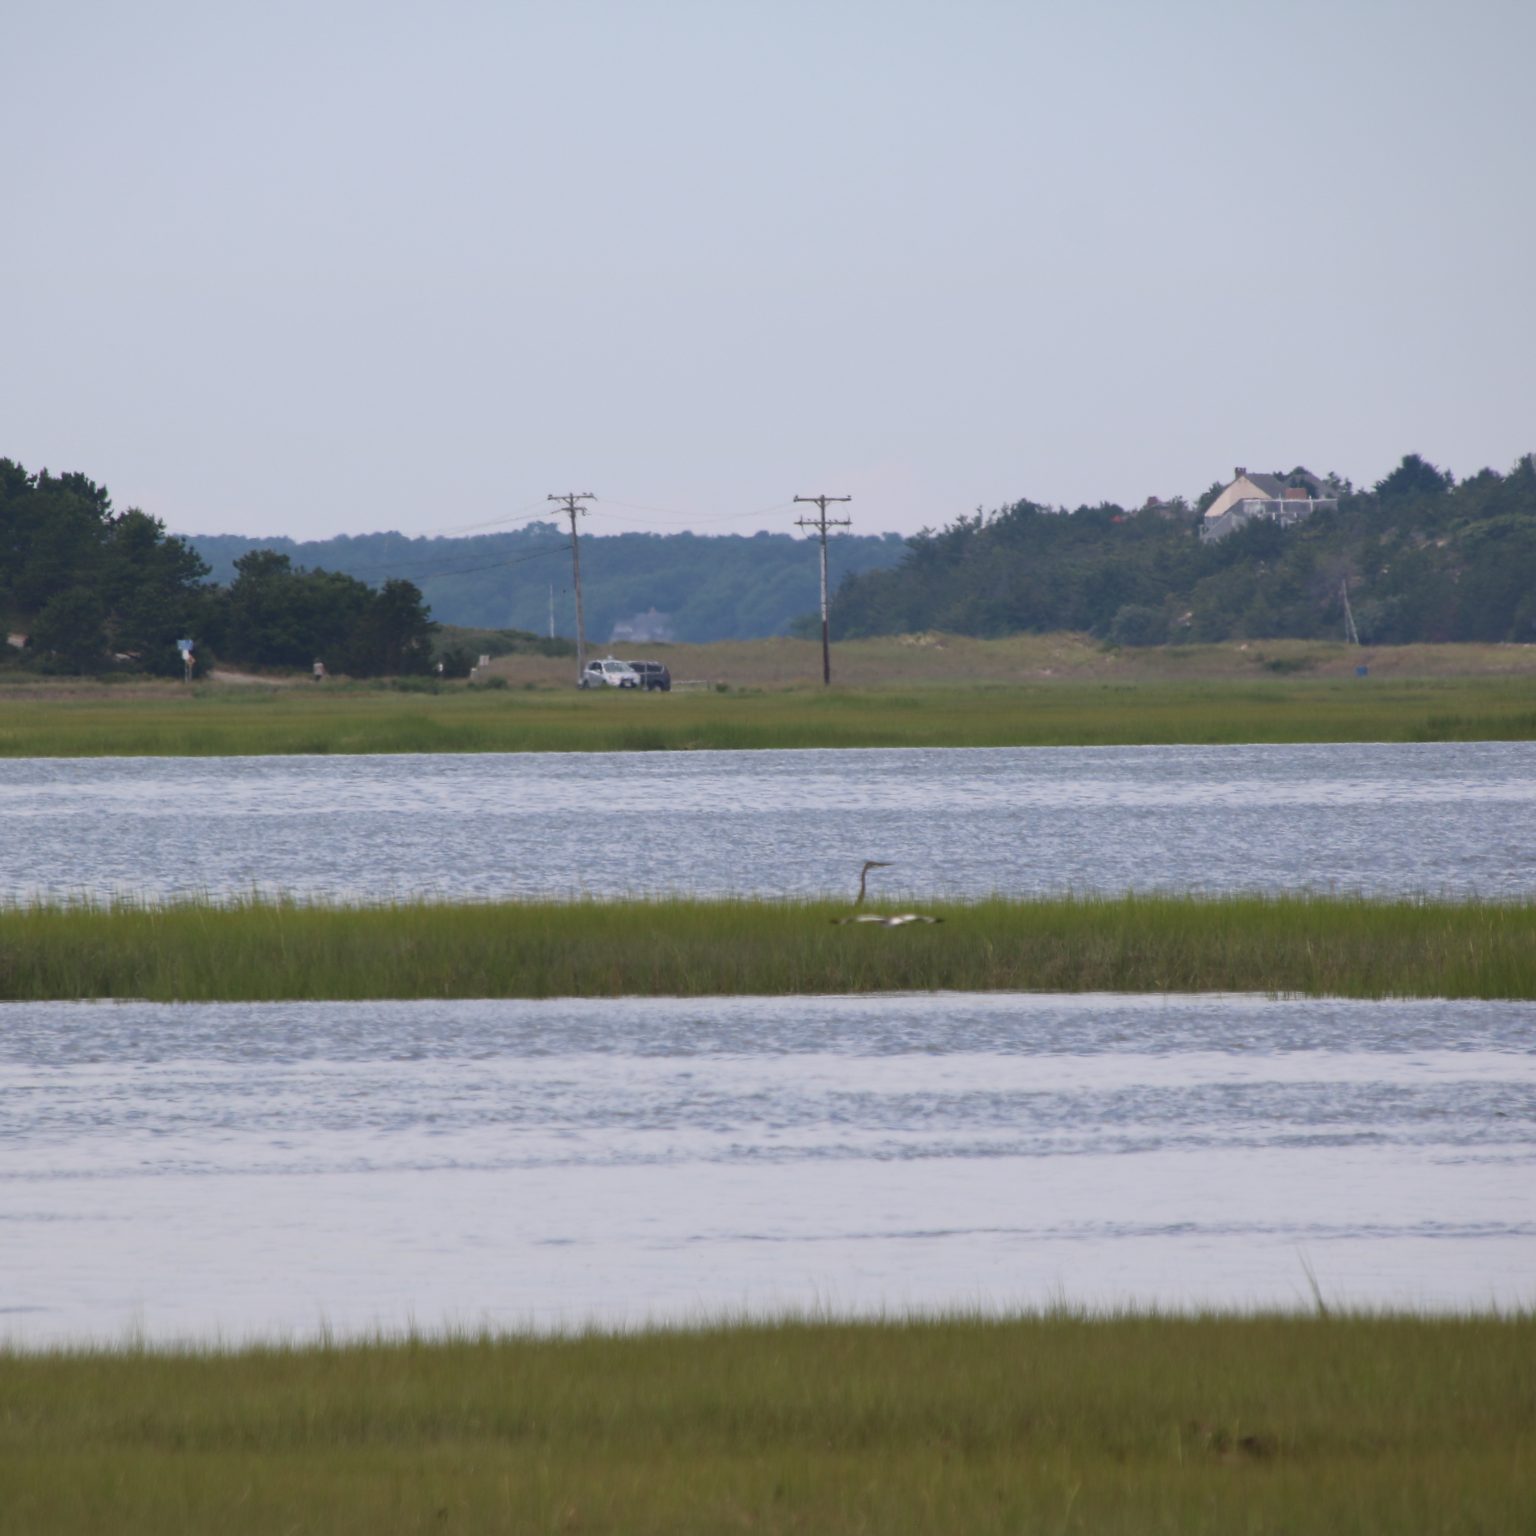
top-left (4, 741), bottom-right (1535, 902)
top-left (4, 993), bottom-right (1533, 1344)
top-left (5, 744), bottom-right (1533, 1344)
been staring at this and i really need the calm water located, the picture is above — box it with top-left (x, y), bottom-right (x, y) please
top-left (3, 741), bottom-right (1535, 903)
top-left (3, 992), bottom-right (1533, 1344)
top-left (5, 743), bottom-right (1533, 1345)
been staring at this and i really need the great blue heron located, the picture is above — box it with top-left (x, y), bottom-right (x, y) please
top-left (834, 861), bottom-right (943, 926)
top-left (855, 860), bottom-right (892, 905)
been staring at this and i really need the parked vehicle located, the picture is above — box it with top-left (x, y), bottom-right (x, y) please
top-left (625, 659), bottom-right (672, 692)
top-left (579, 657), bottom-right (642, 689)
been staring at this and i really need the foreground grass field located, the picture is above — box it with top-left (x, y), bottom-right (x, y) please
top-left (3, 894), bottom-right (1532, 999)
top-left (3, 1313), bottom-right (1533, 1534)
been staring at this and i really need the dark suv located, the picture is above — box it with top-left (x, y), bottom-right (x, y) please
top-left (626, 659), bottom-right (672, 692)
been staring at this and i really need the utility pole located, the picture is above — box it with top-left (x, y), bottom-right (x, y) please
top-left (794, 493), bottom-right (852, 686)
top-left (549, 492), bottom-right (595, 681)
top-left (1341, 576), bottom-right (1360, 646)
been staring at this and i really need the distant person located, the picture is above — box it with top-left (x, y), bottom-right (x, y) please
top-left (313, 659), bottom-right (326, 682)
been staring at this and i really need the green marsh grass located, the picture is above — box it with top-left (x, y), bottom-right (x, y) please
top-left (3, 674), bottom-right (1536, 756)
top-left (2, 893), bottom-right (1532, 999)
top-left (3, 1312), bottom-right (1533, 1534)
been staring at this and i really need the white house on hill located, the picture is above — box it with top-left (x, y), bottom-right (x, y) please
top-left (1200, 467), bottom-right (1340, 542)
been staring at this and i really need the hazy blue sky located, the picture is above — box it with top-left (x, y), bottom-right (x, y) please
top-left (5, 0), bottom-right (1532, 541)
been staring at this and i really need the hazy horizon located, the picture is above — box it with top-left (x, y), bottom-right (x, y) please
top-left (5, 1), bottom-right (1532, 544)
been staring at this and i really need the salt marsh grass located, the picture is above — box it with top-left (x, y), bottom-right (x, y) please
top-left (2, 1312), bottom-right (1532, 1534)
top-left (2, 673), bottom-right (1535, 756)
top-left (2, 893), bottom-right (1531, 1000)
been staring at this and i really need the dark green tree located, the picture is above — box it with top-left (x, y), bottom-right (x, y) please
top-left (1375, 453), bottom-right (1453, 501)
top-left (102, 509), bottom-right (213, 673)
top-left (343, 579), bottom-right (436, 675)
top-left (1, 460), bottom-right (216, 672)
top-left (28, 585), bottom-right (108, 673)
top-left (223, 551), bottom-right (317, 665)
top-left (1108, 603), bottom-right (1168, 647)
top-left (220, 552), bottom-right (436, 674)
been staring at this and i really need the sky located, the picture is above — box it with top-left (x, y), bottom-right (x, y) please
top-left (4, 0), bottom-right (1533, 543)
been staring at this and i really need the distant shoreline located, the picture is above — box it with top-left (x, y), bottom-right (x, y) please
top-left (1, 639), bottom-right (1535, 756)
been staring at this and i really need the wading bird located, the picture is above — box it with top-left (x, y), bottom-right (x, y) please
top-left (833, 861), bottom-right (943, 926)
top-left (855, 860), bottom-right (892, 905)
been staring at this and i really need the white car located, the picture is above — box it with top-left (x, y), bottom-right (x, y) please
top-left (579, 657), bottom-right (642, 689)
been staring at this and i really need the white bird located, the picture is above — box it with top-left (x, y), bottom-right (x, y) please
top-left (833, 912), bottom-right (943, 927)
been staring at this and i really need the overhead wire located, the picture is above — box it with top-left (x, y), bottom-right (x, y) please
top-left (383, 542), bottom-right (573, 582)
top-left (233, 539), bottom-right (574, 585)
top-left (238, 537), bottom-right (567, 583)
top-left (586, 496), bottom-right (800, 528)
top-left (430, 500), bottom-right (557, 537)
top-left (209, 495), bottom-right (809, 588)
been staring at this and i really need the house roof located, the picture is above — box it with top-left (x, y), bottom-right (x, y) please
top-left (1245, 468), bottom-right (1331, 495)
top-left (1242, 472), bottom-right (1291, 498)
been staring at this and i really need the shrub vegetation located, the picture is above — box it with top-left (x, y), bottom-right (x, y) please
top-left (832, 453), bottom-right (1536, 645)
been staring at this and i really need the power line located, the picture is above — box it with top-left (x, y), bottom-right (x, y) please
top-left (432, 502), bottom-right (562, 536)
top-left (389, 543), bottom-right (572, 583)
top-left (227, 539), bottom-right (572, 585)
top-left (794, 493), bottom-right (852, 686)
top-left (549, 492), bottom-right (596, 681)
top-left (203, 494), bottom-right (812, 584)
top-left (593, 496), bottom-right (799, 527)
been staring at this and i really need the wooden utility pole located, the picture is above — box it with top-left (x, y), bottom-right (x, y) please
top-left (549, 492), bottom-right (595, 680)
top-left (1341, 576), bottom-right (1360, 646)
top-left (794, 493), bottom-right (852, 685)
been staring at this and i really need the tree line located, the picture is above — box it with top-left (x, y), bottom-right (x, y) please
top-left (829, 454), bottom-right (1536, 646)
top-left (0, 460), bottom-right (437, 675)
top-left (189, 524), bottom-right (909, 642)
top-left (8, 451), bottom-right (1535, 671)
